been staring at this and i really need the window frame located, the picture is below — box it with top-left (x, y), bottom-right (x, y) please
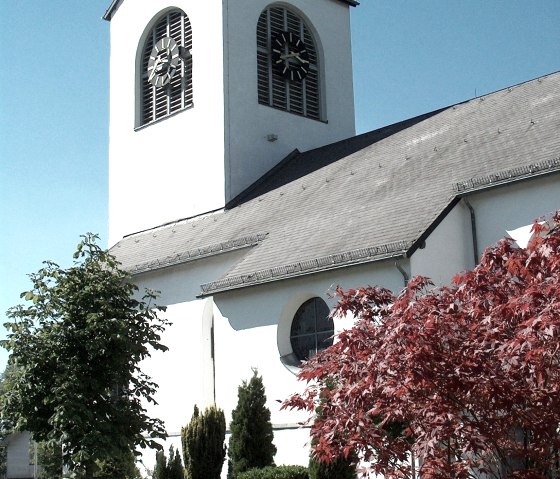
top-left (256, 5), bottom-right (323, 121)
top-left (136, 9), bottom-right (193, 129)
top-left (289, 297), bottom-right (334, 362)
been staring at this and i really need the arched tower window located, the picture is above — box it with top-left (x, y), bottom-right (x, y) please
top-left (139, 9), bottom-right (193, 127)
top-left (290, 297), bottom-right (333, 361)
top-left (257, 6), bottom-right (321, 120)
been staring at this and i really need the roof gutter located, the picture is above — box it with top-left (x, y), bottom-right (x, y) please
top-left (198, 246), bottom-right (409, 297)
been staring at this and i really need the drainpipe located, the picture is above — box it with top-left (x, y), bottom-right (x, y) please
top-left (395, 261), bottom-right (409, 287)
top-left (463, 198), bottom-right (479, 266)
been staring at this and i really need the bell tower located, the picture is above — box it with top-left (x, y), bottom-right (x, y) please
top-left (104, 0), bottom-right (357, 245)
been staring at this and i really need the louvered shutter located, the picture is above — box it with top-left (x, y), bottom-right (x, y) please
top-left (257, 7), bottom-right (321, 120)
top-left (140, 10), bottom-right (193, 127)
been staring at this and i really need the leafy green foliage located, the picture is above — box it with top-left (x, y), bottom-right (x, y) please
top-left (0, 367), bottom-right (9, 478)
top-left (228, 370), bottom-right (276, 479)
top-left (0, 233), bottom-right (169, 478)
top-left (0, 444), bottom-right (5, 479)
top-left (285, 212), bottom-right (560, 478)
top-left (182, 404), bottom-right (226, 479)
top-left (237, 465), bottom-right (308, 479)
top-left (96, 448), bottom-right (142, 479)
top-left (37, 439), bottom-right (63, 479)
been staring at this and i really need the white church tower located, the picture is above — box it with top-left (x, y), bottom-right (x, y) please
top-left (105, 0), bottom-right (357, 245)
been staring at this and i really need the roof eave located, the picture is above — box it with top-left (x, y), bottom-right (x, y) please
top-left (103, 0), bottom-right (358, 21)
top-left (103, 0), bottom-right (122, 21)
top-left (198, 245), bottom-right (410, 297)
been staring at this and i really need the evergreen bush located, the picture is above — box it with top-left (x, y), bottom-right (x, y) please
top-left (181, 404), bottom-right (226, 479)
top-left (227, 370), bottom-right (276, 479)
top-left (308, 456), bottom-right (355, 479)
top-left (152, 446), bottom-right (183, 479)
top-left (167, 446), bottom-right (184, 479)
top-left (153, 450), bottom-right (167, 479)
top-left (237, 465), bottom-right (308, 479)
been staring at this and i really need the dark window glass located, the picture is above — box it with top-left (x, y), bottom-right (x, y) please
top-left (290, 298), bottom-right (333, 361)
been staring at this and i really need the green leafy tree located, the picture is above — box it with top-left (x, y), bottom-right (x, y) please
top-left (96, 448), bottom-right (141, 479)
top-left (37, 439), bottom-right (63, 479)
top-left (0, 233), bottom-right (169, 479)
top-left (227, 370), bottom-right (276, 479)
top-left (181, 404), bottom-right (226, 479)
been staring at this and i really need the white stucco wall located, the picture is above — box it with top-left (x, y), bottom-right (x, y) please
top-left (410, 175), bottom-right (559, 288)
top-left (212, 260), bottom-right (406, 465)
top-left (464, 175), bottom-right (559, 256)
top-left (132, 255), bottom-right (406, 472)
top-left (5, 432), bottom-right (37, 479)
top-left (108, 0), bottom-right (227, 245)
top-left (410, 201), bottom-right (474, 286)
top-left (107, 0), bottom-right (355, 246)
top-left (223, 0), bottom-right (356, 200)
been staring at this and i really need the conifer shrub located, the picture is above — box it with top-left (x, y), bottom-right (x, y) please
top-left (153, 446), bottom-right (184, 479)
top-left (227, 370), bottom-right (277, 479)
top-left (153, 449), bottom-right (167, 479)
top-left (167, 445), bottom-right (184, 479)
top-left (308, 456), bottom-right (355, 479)
top-left (181, 404), bottom-right (226, 479)
top-left (237, 465), bottom-right (308, 479)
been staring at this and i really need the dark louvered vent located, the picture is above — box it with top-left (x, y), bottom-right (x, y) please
top-left (140, 10), bottom-right (193, 127)
top-left (257, 7), bottom-right (321, 121)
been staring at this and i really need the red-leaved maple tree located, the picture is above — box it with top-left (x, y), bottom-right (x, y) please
top-left (284, 211), bottom-right (560, 479)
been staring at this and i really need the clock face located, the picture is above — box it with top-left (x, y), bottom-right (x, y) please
top-left (147, 37), bottom-right (181, 88)
top-left (271, 31), bottom-right (310, 82)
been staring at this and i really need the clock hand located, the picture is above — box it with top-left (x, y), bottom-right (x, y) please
top-left (280, 52), bottom-right (309, 64)
top-left (293, 54), bottom-right (309, 64)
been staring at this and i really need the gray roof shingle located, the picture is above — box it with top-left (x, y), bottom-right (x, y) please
top-left (111, 72), bottom-right (560, 294)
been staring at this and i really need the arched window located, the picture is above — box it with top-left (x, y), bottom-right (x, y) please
top-left (139, 10), bottom-right (193, 127)
top-left (257, 6), bottom-right (321, 120)
top-left (290, 297), bottom-right (334, 361)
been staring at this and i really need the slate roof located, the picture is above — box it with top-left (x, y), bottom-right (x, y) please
top-left (111, 72), bottom-right (560, 295)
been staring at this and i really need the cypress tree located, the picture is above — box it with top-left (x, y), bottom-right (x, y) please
top-left (227, 370), bottom-right (276, 479)
top-left (181, 405), bottom-right (226, 479)
top-left (153, 449), bottom-right (167, 479)
top-left (167, 445), bottom-right (184, 479)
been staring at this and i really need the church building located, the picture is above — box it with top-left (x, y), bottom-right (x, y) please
top-left (103, 0), bottom-right (560, 474)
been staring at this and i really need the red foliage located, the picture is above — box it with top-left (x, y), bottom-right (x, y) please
top-left (284, 212), bottom-right (560, 479)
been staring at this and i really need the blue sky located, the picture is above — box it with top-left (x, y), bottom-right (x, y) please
top-left (1, 0), bottom-right (559, 372)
